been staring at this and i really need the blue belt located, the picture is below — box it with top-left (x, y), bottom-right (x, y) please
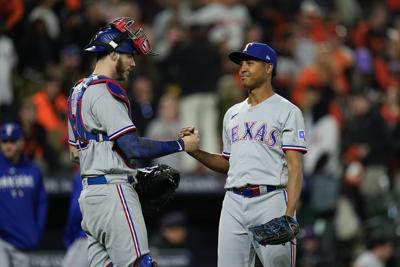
top-left (86, 175), bottom-right (135, 185)
top-left (229, 185), bottom-right (282, 198)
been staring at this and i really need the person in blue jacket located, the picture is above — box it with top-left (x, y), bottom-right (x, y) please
top-left (0, 123), bottom-right (48, 267)
top-left (62, 174), bottom-right (88, 267)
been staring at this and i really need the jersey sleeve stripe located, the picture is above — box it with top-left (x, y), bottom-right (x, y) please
top-left (68, 139), bottom-right (78, 146)
top-left (109, 125), bottom-right (137, 140)
top-left (282, 145), bottom-right (307, 153)
top-left (222, 152), bottom-right (230, 159)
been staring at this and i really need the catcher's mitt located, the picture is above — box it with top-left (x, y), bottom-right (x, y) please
top-left (135, 164), bottom-right (180, 212)
top-left (249, 215), bottom-right (299, 246)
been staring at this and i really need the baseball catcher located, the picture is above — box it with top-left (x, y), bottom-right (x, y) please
top-left (135, 164), bottom-right (180, 212)
top-left (249, 215), bottom-right (299, 246)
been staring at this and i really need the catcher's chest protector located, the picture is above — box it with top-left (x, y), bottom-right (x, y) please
top-left (68, 75), bottom-right (131, 147)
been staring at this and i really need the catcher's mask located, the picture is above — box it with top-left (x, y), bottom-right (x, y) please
top-left (85, 17), bottom-right (155, 55)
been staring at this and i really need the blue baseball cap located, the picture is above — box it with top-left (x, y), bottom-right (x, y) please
top-left (0, 123), bottom-right (23, 141)
top-left (229, 42), bottom-right (277, 68)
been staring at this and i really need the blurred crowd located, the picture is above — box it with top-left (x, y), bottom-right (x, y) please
top-left (1, 0), bottom-right (400, 266)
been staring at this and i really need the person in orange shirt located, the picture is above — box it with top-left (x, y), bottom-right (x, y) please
top-left (0, 0), bottom-right (24, 31)
top-left (292, 44), bottom-right (349, 108)
top-left (32, 73), bottom-right (68, 150)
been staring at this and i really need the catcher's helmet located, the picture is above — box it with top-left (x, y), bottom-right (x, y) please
top-left (85, 17), bottom-right (154, 55)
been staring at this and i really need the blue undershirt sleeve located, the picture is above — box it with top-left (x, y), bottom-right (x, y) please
top-left (116, 131), bottom-right (185, 159)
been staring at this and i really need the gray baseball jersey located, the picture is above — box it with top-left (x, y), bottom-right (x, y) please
top-left (68, 77), bottom-right (149, 266)
top-left (222, 93), bottom-right (307, 188)
top-left (218, 93), bottom-right (307, 267)
top-left (68, 80), bottom-right (137, 178)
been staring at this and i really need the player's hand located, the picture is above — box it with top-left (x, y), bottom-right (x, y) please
top-left (182, 130), bottom-right (199, 152)
top-left (178, 127), bottom-right (195, 138)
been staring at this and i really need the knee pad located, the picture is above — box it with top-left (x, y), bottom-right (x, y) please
top-left (136, 254), bottom-right (157, 267)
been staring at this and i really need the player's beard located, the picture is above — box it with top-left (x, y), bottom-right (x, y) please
top-left (116, 58), bottom-right (130, 82)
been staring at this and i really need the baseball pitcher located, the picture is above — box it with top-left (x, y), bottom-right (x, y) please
top-left (180, 42), bottom-right (307, 267)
